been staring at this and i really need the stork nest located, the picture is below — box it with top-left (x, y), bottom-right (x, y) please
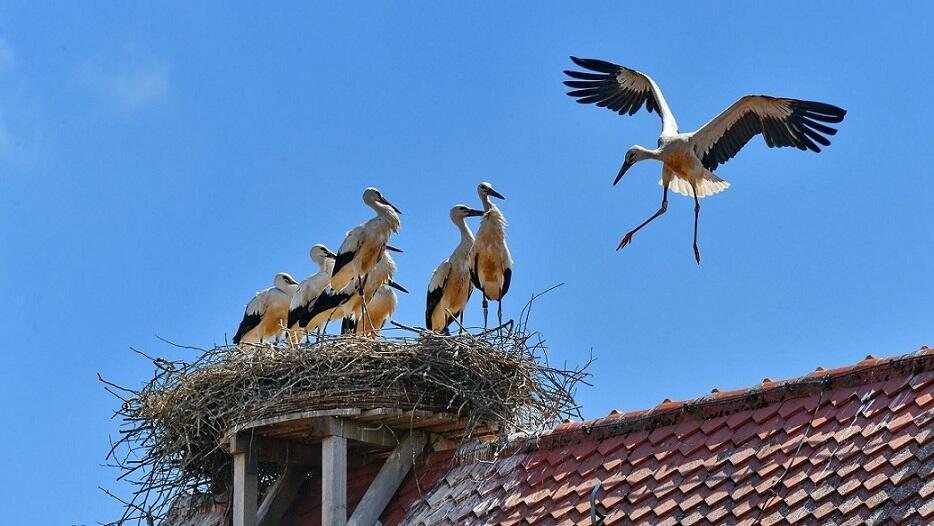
top-left (101, 319), bottom-right (588, 525)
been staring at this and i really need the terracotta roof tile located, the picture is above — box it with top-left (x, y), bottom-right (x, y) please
top-left (261, 347), bottom-right (934, 526)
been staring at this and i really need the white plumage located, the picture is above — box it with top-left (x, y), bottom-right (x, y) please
top-left (426, 205), bottom-right (484, 333)
top-left (330, 187), bottom-right (401, 292)
top-left (233, 272), bottom-right (299, 345)
top-left (565, 56), bottom-right (846, 263)
top-left (468, 182), bottom-right (513, 327)
top-left (286, 244), bottom-right (336, 341)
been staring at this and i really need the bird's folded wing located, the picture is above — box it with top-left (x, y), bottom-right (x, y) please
top-left (564, 56), bottom-right (677, 135)
top-left (333, 227), bottom-right (363, 279)
top-left (425, 261), bottom-right (451, 328)
top-left (691, 95), bottom-right (846, 172)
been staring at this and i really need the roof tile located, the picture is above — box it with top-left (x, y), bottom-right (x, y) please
top-left (260, 348), bottom-right (934, 526)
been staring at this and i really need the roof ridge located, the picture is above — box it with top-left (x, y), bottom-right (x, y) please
top-left (451, 346), bottom-right (933, 463)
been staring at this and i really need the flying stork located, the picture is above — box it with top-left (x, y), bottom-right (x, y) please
top-left (330, 187), bottom-right (401, 321)
top-left (564, 56), bottom-right (847, 263)
top-left (469, 182), bottom-right (513, 327)
top-left (426, 204), bottom-right (485, 333)
top-left (286, 244), bottom-right (336, 342)
top-left (232, 272), bottom-right (300, 345)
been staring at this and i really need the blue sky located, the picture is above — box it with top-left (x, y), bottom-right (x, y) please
top-left (1, 2), bottom-right (932, 523)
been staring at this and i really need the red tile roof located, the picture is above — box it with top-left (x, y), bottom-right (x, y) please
top-left (173, 346), bottom-right (934, 525)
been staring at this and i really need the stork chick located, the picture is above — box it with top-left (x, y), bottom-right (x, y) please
top-left (469, 182), bottom-right (513, 327)
top-left (426, 205), bottom-right (485, 333)
top-left (233, 272), bottom-right (299, 345)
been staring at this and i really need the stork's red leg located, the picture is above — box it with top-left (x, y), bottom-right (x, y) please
top-left (618, 185), bottom-right (669, 250)
top-left (692, 183), bottom-right (701, 264)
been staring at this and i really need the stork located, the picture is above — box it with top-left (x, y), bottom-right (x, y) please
top-left (341, 281), bottom-right (406, 337)
top-left (337, 250), bottom-right (407, 334)
top-left (306, 248), bottom-right (402, 334)
top-left (232, 272), bottom-right (299, 345)
top-left (426, 205), bottom-right (485, 333)
top-left (564, 56), bottom-right (846, 263)
top-left (286, 244), bottom-right (336, 342)
top-left (330, 187), bottom-right (401, 322)
top-left (468, 182), bottom-right (513, 327)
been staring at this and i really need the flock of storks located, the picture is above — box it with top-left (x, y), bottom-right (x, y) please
top-left (233, 56), bottom-right (847, 344)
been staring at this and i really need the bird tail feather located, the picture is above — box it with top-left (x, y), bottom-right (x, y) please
top-left (660, 173), bottom-right (730, 198)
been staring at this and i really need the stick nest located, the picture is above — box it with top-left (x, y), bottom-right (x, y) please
top-left (102, 323), bottom-right (588, 525)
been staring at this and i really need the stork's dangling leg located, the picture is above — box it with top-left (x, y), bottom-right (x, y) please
top-left (692, 182), bottom-right (701, 264)
top-left (497, 300), bottom-right (503, 326)
top-left (458, 312), bottom-right (465, 334)
top-left (618, 185), bottom-right (669, 250)
top-left (482, 296), bottom-right (489, 328)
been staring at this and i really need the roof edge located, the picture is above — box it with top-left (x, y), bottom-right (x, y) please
top-left (455, 346), bottom-right (932, 463)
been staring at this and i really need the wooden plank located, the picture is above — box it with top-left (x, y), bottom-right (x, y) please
top-left (253, 437), bottom-right (320, 466)
top-left (347, 431), bottom-right (427, 526)
top-left (257, 464), bottom-right (309, 526)
top-left (307, 417), bottom-right (399, 449)
top-left (231, 433), bottom-right (258, 526)
top-left (224, 408), bottom-right (363, 443)
top-left (322, 435), bottom-right (347, 526)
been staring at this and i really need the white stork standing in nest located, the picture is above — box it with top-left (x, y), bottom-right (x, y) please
top-left (564, 56), bottom-right (847, 263)
top-left (286, 244), bottom-right (336, 342)
top-left (330, 187), bottom-right (401, 322)
top-left (469, 182), bottom-right (512, 327)
top-left (426, 204), bottom-right (485, 333)
top-left (339, 249), bottom-right (408, 336)
top-left (305, 248), bottom-right (404, 335)
top-left (342, 282), bottom-right (405, 337)
top-left (232, 272), bottom-right (300, 345)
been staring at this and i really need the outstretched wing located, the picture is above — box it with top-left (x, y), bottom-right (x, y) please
top-left (691, 95), bottom-right (846, 172)
top-left (564, 56), bottom-right (677, 135)
top-left (425, 260), bottom-right (451, 330)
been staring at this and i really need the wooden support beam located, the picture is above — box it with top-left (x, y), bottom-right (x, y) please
top-left (257, 464), bottom-right (309, 526)
top-left (309, 416), bottom-right (399, 449)
top-left (231, 433), bottom-right (258, 526)
top-left (347, 431), bottom-right (427, 526)
top-left (322, 435), bottom-right (348, 526)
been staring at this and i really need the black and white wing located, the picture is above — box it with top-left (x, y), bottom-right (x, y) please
top-left (425, 260), bottom-right (451, 329)
top-left (233, 291), bottom-right (267, 344)
top-left (564, 56), bottom-right (678, 135)
top-left (691, 95), bottom-right (846, 172)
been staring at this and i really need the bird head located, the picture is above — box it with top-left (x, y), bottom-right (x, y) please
top-left (363, 187), bottom-right (402, 214)
top-left (615, 146), bottom-right (651, 185)
top-left (309, 244), bottom-right (336, 267)
top-left (450, 204), bottom-right (485, 222)
top-left (274, 272), bottom-right (299, 290)
top-left (477, 182), bottom-right (505, 201)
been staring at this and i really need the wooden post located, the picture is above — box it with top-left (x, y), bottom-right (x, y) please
top-left (257, 464), bottom-right (309, 526)
top-left (231, 433), bottom-right (258, 526)
top-left (347, 432), bottom-right (427, 526)
top-left (321, 434), bottom-right (347, 526)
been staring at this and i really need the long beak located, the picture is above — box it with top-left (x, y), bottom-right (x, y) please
top-left (488, 188), bottom-right (505, 200)
top-left (380, 197), bottom-right (402, 214)
top-left (614, 159), bottom-right (634, 186)
top-left (386, 279), bottom-right (408, 293)
top-left (385, 244), bottom-right (403, 253)
top-left (465, 208), bottom-right (485, 217)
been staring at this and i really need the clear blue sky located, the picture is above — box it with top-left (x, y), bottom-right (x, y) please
top-left (1, 2), bottom-right (931, 523)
